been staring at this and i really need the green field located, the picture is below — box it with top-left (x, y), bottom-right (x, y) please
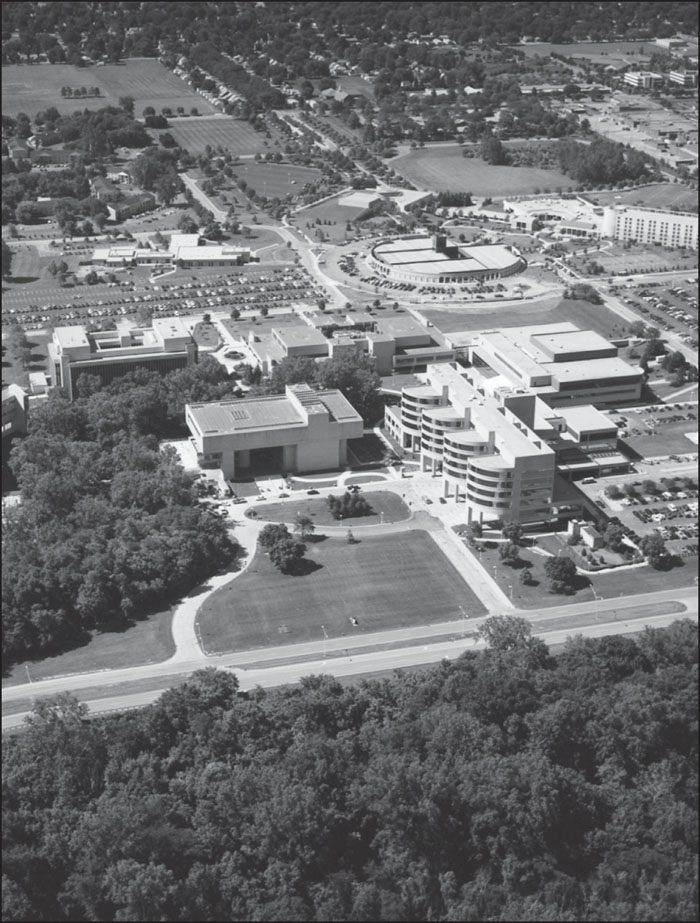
top-left (254, 490), bottom-right (411, 528)
top-left (1, 59), bottom-right (217, 117)
top-left (2, 604), bottom-right (176, 688)
top-left (166, 117), bottom-right (271, 155)
top-left (197, 530), bottom-right (486, 653)
top-left (392, 145), bottom-right (572, 195)
top-left (229, 161), bottom-right (323, 198)
top-left (584, 184), bottom-right (698, 212)
top-left (421, 295), bottom-right (628, 338)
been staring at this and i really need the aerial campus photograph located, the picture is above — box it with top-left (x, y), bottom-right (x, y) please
top-left (1, 1), bottom-right (698, 920)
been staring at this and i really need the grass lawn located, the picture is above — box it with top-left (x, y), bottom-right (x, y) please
top-left (197, 530), bottom-right (486, 653)
top-left (584, 184), bottom-right (698, 212)
top-left (229, 161), bottom-right (323, 199)
top-left (467, 532), bottom-right (696, 610)
top-left (392, 145), bottom-right (571, 195)
top-left (620, 418), bottom-right (699, 459)
top-left (254, 490), bottom-right (410, 528)
top-left (2, 605), bottom-right (176, 688)
top-left (162, 117), bottom-right (270, 155)
top-left (2, 59), bottom-right (218, 117)
top-left (422, 296), bottom-right (626, 338)
top-left (1, 332), bottom-right (51, 390)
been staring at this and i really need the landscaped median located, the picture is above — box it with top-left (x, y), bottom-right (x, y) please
top-left (196, 530), bottom-right (487, 655)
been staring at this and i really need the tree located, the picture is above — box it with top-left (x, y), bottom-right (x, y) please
top-left (501, 522), bottom-right (523, 544)
top-left (2, 240), bottom-right (13, 279)
top-left (477, 615), bottom-right (545, 660)
top-left (498, 541), bottom-right (521, 567)
top-left (258, 523), bottom-right (291, 550)
top-left (639, 533), bottom-right (669, 569)
top-left (268, 536), bottom-right (306, 574)
top-left (177, 213), bottom-right (199, 234)
top-left (603, 523), bottom-right (626, 552)
top-left (520, 568), bottom-right (534, 586)
top-left (294, 514), bottom-right (315, 540)
top-left (544, 555), bottom-right (577, 594)
top-left (118, 95), bottom-right (135, 117)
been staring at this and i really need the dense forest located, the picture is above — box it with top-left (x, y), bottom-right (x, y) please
top-left (2, 358), bottom-right (240, 667)
top-left (3, 617), bottom-right (697, 921)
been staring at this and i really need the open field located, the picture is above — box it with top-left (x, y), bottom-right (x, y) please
top-left (197, 530), bottom-right (486, 653)
top-left (421, 295), bottom-right (628, 338)
top-left (573, 244), bottom-right (696, 277)
top-left (254, 490), bottom-right (411, 528)
top-left (392, 145), bottom-right (571, 195)
top-left (2, 605), bottom-right (176, 688)
top-left (620, 419), bottom-right (699, 459)
top-left (584, 184), bottom-right (699, 212)
top-left (165, 117), bottom-right (270, 155)
top-left (336, 75), bottom-right (375, 101)
top-left (513, 41), bottom-right (659, 62)
top-left (1, 59), bottom-right (217, 117)
top-left (228, 161), bottom-right (323, 198)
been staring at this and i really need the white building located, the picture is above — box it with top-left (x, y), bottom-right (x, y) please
top-left (601, 205), bottom-right (698, 250)
top-left (624, 71), bottom-right (664, 89)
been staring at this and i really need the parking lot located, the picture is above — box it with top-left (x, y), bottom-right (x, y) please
top-left (621, 277), bottom-right (699, 349)
top-left (612, 402), bottom-right (698, 458)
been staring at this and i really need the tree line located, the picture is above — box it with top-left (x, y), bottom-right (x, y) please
top-left (2, 358), bottom-right (241, 667)
top-left (2, 617), bottom-right (697, 921)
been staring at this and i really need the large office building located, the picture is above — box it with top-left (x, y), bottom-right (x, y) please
top-left (92, 233), bottom-right (252, 270)
top-left (623, 71), bottom-right (664, 89)
top-left (186, 383), bottom-right (363, 479)
top-left (385, 363), bottom-right (556, 525)
top-left (601, 205), bottom-right (698, 250)
top-left (48, 318), bottom-right (198, 400)
top-left (367, 234), bottom-right (524, 285)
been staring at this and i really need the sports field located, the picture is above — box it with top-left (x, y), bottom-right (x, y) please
top-left (165, 117), bottom-right (271, 155)
top-left (392, 145), bottom-right (572, 195)
top-left (197, 530), bottom-right (486, 653)
top-left (228, 161), bottom-right (323, 198)
top-left (584, 184), bottom-right (698, 211)
top-left (513, 41), bottom-right (659, 62)
top-left (1, 59), bottom-right (217, 117)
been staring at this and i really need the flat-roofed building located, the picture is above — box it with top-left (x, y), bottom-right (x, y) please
top-left (384, 363), bottom-right (556, 525)
top-left (669, 70), bottom-right (697, 86)
top-left (48, 318), bottom-right (198, 400)
top-left (624, 71), bottom-right (663, 89)
top-left (466, 323), bottom-right (644, 407)
top-left (186, 383), bottom-right (363, 478)
top-left (2, 384), bottom-right (29, 438)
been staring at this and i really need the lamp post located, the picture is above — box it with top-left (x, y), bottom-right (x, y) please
top-left (321, 624), bottom-right (328, 661)
top-left (25, 665), bottom-right (31, 684)
top-left (459, 604), bottom-right (468, 636)
top-left (508, 584), bottom-right (513, 601)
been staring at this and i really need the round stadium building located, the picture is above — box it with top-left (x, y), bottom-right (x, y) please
top-left (367, 234), bottom-right (524, 285)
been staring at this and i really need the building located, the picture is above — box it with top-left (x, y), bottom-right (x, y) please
top-left (186, 383), bottom-right (363, 479)
top-left (384, 363), bottom-right (557, 525)
top-left (91, 234), bottom-right (252, 269)
top-left (48, 318), bottom-right (198, 400)
top-left (601, 205), bottom-right (698, 250)
top-left (367, 234), bottom-right (524, 285)
top-left (669, 70), bottom-right (698, 86)
top-left (624, 71), bottom-right (664, 89)
top-left (2, 384), bottom-right (29, 438)
top-left (107, 193), bottom-right (157, 222)
top-left (463, 323), bottom-right (644, 407)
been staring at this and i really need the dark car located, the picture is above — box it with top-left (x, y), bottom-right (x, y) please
top-left (307, 488), bottom-right (320, 495)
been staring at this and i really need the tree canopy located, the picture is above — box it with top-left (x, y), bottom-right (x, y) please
top-left (2, 620), bottom-right (697, 921)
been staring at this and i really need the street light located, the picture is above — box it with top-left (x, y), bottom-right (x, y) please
top-left (508, 584), bottom-right (513, 601)
top-left (321, 624), bottom-right (328, 661)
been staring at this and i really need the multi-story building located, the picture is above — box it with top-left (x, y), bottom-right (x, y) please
top-left (601, 205), bottom-right (698, 250)
top-left (186, 383), bottom-right (363, 479)
top-left (669, 70), bottom-right (698, 86)
top-left (48, 318), bottom-right (198, 400)
top-left (623, 71), bottom-right (663, 89)
top-left (385, 363), bottom-right (556, 525)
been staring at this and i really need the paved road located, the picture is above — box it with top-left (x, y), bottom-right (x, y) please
top-left (3, 605), bottom-right (696, 730)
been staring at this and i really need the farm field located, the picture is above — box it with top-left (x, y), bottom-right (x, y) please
top-left (197, 530), bottom-right (486, 654)
top-left (1, 59), bottom-right (217, 117)
top-left (421, 295), bottom-right (629, 338)
top-left (165, 117), bottom-right (270, 155)
top-left (392, 145), bottom-right (572, 195)
top-left (584, 184), bottom-right (699, 211)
